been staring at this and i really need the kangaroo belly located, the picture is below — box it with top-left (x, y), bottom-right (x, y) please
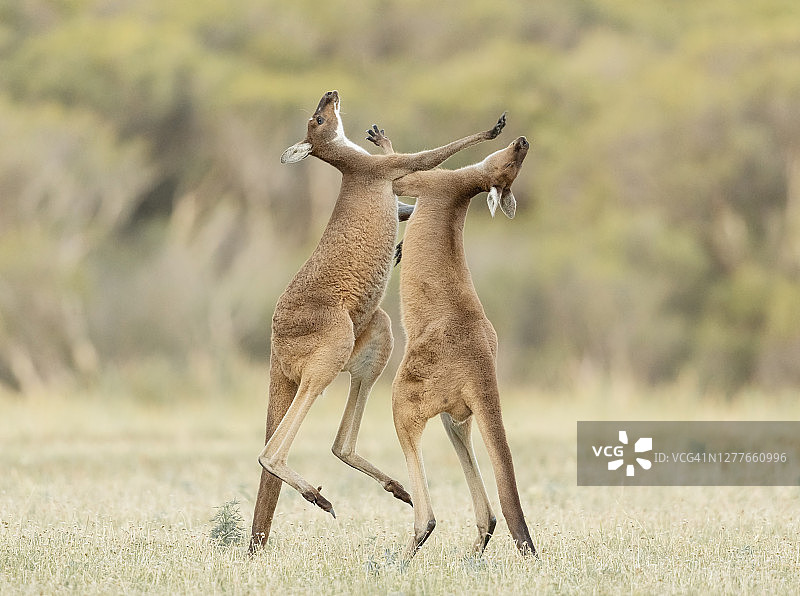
top-left (274, 188), bottom-right (397, 342)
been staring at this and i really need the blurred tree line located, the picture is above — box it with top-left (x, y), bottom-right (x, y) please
top-left (1, 0), bottom-right (799, 395)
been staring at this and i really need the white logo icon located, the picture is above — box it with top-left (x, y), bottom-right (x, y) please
top-left (608, 431), bottom-right (653, 476)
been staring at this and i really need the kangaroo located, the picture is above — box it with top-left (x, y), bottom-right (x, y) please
top-left (367, 127), bottom-right (535, 560)
top-left (250, 90), bottom-right (506, 550)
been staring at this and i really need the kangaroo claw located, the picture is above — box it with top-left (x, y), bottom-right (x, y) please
top-left (366, 124), bottom-right (388, 146)
top-left (489, 111), bottom-right (507, 139)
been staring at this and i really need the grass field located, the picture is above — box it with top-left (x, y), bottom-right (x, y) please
top-left (1, 368), bottom-right (799, 595)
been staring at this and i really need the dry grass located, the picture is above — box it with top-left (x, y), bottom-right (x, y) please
top-left (1, 370), bottom-right (799, 595)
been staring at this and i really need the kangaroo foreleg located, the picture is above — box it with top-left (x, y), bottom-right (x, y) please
top-left (367, 125), bottom-right (415, 224)
top-left (381, 112), bottom-right (506, 178)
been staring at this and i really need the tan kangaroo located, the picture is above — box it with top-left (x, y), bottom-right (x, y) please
top-left (250, 90), bottom-right (507, 550)
top-left (367, 127), bottom-right (535, 560)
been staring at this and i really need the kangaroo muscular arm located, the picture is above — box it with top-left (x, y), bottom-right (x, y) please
top-left (366, 125), bottom-right (414, 222)
top-left (365, 125), bottom-right (431, 199)
top-left (374, 113), bottom-right (506, 180)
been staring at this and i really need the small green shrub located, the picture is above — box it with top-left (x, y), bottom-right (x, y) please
top-left (209, 499), bottom-right (246, 547)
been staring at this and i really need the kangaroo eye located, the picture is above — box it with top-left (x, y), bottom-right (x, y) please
top-left (316, 116), bottom-right (324, 125)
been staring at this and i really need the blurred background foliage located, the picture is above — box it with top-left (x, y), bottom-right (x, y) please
top-left (2, 0), bottom-right (800, 396)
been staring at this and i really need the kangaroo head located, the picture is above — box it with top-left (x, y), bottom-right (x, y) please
top-left (484, 136), bottom-right (529, 219)
top-left (280, 90), bottom-right (345, 164)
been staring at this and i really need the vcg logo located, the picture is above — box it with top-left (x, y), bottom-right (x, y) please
top-left (592, 430), bottom-right (653, 477)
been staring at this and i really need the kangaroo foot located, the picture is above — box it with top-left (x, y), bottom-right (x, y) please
top-left (472, 516), bottom-right (496, 554)
top-left (301, 485), bottom-right (336, 518)
top-left (402, 519), bottom-right (436, 561)
top-left (384, 479), bottom-right (413, 507)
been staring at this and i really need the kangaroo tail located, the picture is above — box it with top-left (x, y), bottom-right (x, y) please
top-left (250, 354), bottom-right (297, 552)
top-left (475, 400), bottom-right (537, 557)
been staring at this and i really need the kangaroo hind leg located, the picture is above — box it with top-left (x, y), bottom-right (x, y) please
top-left (258, 321), bottom-right (354, 518)
top-left (440, 412), bottom-right (496, 555)
top-left (333, 308), bottom-right (412, 505)
top-left (393, 389), bottom-right (435, 561)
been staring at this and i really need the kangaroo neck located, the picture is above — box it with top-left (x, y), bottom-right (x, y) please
top-left (401, 190), bottom-right (474, 312)
top-left (414, 197), bottom-right (469, 261)
top-left (315, 137), bottom-right (370, 173)
top-left (399, 193), bottom-right (481, 333)
top-left (404, 167), bottom-right (481, 268)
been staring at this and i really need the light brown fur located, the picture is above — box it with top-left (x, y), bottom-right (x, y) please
top-left (369, 129), bottom-right (535, 560)
top-left (250, 91), bottom-right (506, 550)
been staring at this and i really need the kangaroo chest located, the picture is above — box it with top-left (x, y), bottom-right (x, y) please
top-left (279, 186), bottom-right (398, 339)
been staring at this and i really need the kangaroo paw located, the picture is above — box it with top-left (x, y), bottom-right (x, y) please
top-left (366, 124), bottom-right (391, 151)
top-left (488, 111), bottom-right (507, 139)
top-left (384, 479), bottom-right (413, 507)
top-left (394, 241), bottom-right (403, 266)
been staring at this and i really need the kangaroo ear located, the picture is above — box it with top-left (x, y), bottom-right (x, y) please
top-left (487, 186), bottom-right (500, 218)
top-left (499, 188), bottom-right (516, 219)
top-left (280, 141), bottom-right (312, 164)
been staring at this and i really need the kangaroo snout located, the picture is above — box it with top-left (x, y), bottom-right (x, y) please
top-left (315, 90), bottom-right (339, 113)
top-left (281, 90), bottom-right (344, 164)
top-left (516, 136), bottom-right (529, 150)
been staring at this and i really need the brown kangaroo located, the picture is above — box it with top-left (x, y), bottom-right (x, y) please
top-left (250, 90), bottom-right (507, 550)
top-left (367, 127), bottom-right (535, 560)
